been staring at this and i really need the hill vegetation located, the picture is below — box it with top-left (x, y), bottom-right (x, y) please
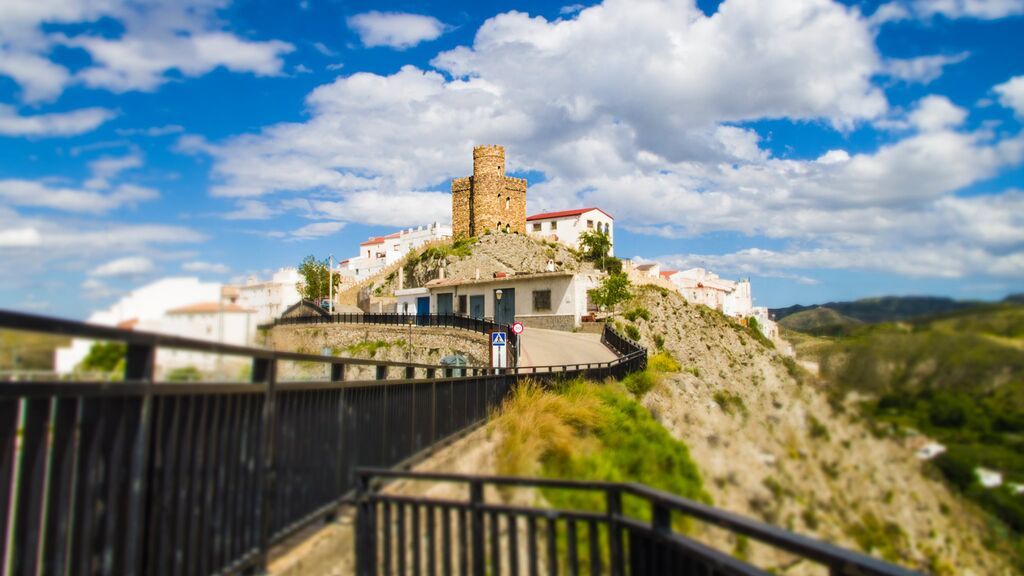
top-left (786, 301), bottom-right (1024, 568)
top-left (772, 295), bottom-right (980, 326)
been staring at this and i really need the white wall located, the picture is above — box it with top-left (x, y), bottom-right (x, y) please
top-left (139, 310), bottom-right (255, 375)
top-left (526, 209), bottom-right (615, 256)
top-left (237, 267), bottom-right (301, 325)
top-left (428, 274), bottom-right (598, 326)
top-left (55, 277), bottom-right (222, 374)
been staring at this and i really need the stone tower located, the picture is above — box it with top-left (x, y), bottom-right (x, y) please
top-left (451, 145), bottom-right (527, 238)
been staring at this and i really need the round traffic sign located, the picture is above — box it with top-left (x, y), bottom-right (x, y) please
top-left (511, 321), bottom-right (524, 335)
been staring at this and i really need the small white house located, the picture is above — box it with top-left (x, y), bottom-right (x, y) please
top-left (526, 208), bottom-right (614, 256)
top-left (975, 467), bottom-right (1004, 488)
top-left (914, 442), bottom-right (947, 460)
top-left (137, 301), bottom-right (256, 377)
top-left (423, 271), bottom-right (599, 331)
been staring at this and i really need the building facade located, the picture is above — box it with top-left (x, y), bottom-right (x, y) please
top-left (525, 207), bottom-right (614, 255)
top-left (339, 222), bottom-right (451, 281)
top-left (421, 271), bottom-right (599, 331)
top-left (452, 145), bottom-right (527, 238)
top-left (234, 267), bottom-right (302, 325)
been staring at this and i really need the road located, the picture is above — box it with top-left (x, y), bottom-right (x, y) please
top-left (517, 327), bottom-right (617, 367)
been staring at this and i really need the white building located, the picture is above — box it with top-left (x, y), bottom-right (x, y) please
top-left (526, 208), bottom-right (614, 256)
top-left (914, 442), bottom-right (947, 460)
top-left (338, 222), bottom-right (452, 281)
top-left (669, 268), bottom-right (753, 317)
top-left (976, 468), bottom-right (1004, 488)
top-left (233, 267), bottom-right (302, 325)
top-left (138, 302), bottom-right (256, 376)
top-left (55, 277), bottom-right (222, 374)
top-left (422, 271), bottom-right (600, 331)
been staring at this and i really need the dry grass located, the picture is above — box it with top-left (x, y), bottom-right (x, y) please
top-left (490, 379), bottom-right (608, 478)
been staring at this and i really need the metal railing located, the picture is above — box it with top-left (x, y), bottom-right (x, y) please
top-left (355, 469), bottom-right (919, 576)
top-left (270, 311), bottom-right (521, 366)
top-left (0, 310), bottom-right (641, 575)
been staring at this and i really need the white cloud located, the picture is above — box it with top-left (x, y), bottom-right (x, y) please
top-left (0, 227), bottom-right (41, 247)
top-left (289, 221), bottom-right (345, 239)
top-left (995, 75), bottom-right (1024, 118)
top-left (115, 125), bottom-right (185, 137)
top-left (92, 256), bottom-right (155, 277)
top-left (0, 104), bottom-right (115, 137)
top-left (560, 4), bottom-right (586, 15)
top-left (194, 0), bottom-right (1024, 284)
top-left (908, 95), bottom-right (968, 132)
top-left (911, 0), bottom-right (1024, 19)
top-left (0, 179), bottom-right (158, 213)
top-left (883, 52), bottom-right (969, 84)
top-left (182, 261), bottom-right (230, 274)
top-left (347, 11), bottom-right (448, 49)
top-left (0, 0), bottom-right (294, 101)
top-left (313, 42), bottom-right (335, 56)
top-left (85, 152), bottom-right (143, 190)
top-left (224, 200), bottom-right (277, 220)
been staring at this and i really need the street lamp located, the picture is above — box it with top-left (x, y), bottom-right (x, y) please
top-left (495, 289), bottom-right (503, 301)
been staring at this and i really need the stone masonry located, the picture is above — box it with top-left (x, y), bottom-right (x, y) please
top-left (452, 145), bottom-right (527, 238)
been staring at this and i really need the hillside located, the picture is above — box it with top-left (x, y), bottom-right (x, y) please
top-left (619, 285), bottom-right (1012, 573)
top-left (777, 306), bottom-right (862, 336)
top-left (772, 296), bottom-right (979, 324)
top-left (788, 303), bottom-right (1024, 564)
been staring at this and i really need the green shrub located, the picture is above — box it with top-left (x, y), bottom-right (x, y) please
top-left (652, 334), bottom-right (665, 349)
top-left (624, 307), bottom-right (651, 322)
top-left (808, 415), bottom-right (831, 441)
top-left (713, 390), bottom-right (747, 416)
top-left (648, 351), bottom-right (681, 373)
top-left (624, 323), bottom-right (641, 341)
top-left (79, 341), bottom-right (126, 373)
top-left (623, 370), bottom-right (658, 397)
top-left (166, 366), bottom-right (202, 382)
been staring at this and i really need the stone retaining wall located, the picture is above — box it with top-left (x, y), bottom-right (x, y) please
top-left (515, 314), bottom-right (576, 332)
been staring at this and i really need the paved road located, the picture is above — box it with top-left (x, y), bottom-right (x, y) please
top-left (517, 327), bottom-right (617, 367)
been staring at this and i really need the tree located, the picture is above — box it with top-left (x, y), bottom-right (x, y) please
top-left (79, 342), bottom-right (125, 373)
top-left (588, 273), bottom-right (632, 310)
top-left (297, 255), bottom-right (341, 303)
top-left (578, 229), bottom-right (612, 262)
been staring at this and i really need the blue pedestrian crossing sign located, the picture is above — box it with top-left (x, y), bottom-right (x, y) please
top-left (491, 332), bottom-right (507, 346)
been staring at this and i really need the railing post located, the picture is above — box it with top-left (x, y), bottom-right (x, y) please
top-left (253, 356), bottom-right (277, 571)
top-left (427, 368), bottom-right (436, 379)
top-left (355, 471), bottom-right (376, 576)
top-left (607, 488), bottom-right (624, 576)
top-left (122, 343), bottom-right (155, 575)
top-left (470, 480), bottom-right (485, 576)
top-left (376, 365), bottom-right (387, 380)
top-left (405, 366), bottom-right (415, 379)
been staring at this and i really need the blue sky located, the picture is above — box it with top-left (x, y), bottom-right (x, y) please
top-left (1, 0), bottom-right (1023, 318)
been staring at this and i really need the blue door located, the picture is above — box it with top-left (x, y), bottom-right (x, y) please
top-left (469, 295), bottom-right (485, 319)
top-left (416, 296), bottom-right (429, 323)
top-left (493, 288), bottom-right (515, 325)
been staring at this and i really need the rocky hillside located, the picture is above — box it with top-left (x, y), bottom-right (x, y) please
top-left (623, 285), bottom-right (1012, 574)
top-left (369, 232), bottom-right (594, 294)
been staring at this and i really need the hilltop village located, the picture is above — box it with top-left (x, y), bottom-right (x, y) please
top-left (56, 145), bottom-right (778, 373)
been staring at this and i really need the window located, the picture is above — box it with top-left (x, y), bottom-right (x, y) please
top-left (551, 221), bottom-right (558, 231)
top-left (504, 224), bottom-right (510, 233)
top-left (458, 295), bottom-right (467, 315)
top-left (506, 196), bottom-right (510, 209)
top-left (533, 289), bottom-right (552, 312)
top-left (587, 220), bottom-right (594, 229)
top-left (532, 222), bottom-right (542, 232)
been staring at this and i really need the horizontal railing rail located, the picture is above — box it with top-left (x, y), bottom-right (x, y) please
top-left (0, 310), bottom-right (644, 575)
top-left (355, 468), bottom-right (920, 576)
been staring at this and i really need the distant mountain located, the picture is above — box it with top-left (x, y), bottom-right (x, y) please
top-left (771, 296), bottom-right (979, 325)
top-left (776, 307), bottom-right (862, 336)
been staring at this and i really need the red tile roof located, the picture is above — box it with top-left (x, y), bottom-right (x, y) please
top-left (359, 236), bottom-right (385, 246)
top-left (659, 270), bottom-right (678, 278)
top-left (526, 207), bottom-right (613, 221)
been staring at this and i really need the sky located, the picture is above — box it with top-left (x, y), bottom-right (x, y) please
top-left (1, 0), bottom-right (1023, 318)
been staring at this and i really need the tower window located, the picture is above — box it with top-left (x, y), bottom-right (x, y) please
top-left (506, 196), bottom-right (510, 209)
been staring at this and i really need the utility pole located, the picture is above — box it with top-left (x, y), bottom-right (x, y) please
top-left (328, 254), bottom-right (334, 311)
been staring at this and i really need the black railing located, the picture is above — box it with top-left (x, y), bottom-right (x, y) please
top-left (271, 312), bottom-right (521, 366)
top-left (355, 469), bottom-right (918, 576)
top-left (0, 310), bottom-right (641, 575)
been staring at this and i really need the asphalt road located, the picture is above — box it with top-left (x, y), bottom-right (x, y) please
top-left (517, 327), bottom-right (617, 367)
